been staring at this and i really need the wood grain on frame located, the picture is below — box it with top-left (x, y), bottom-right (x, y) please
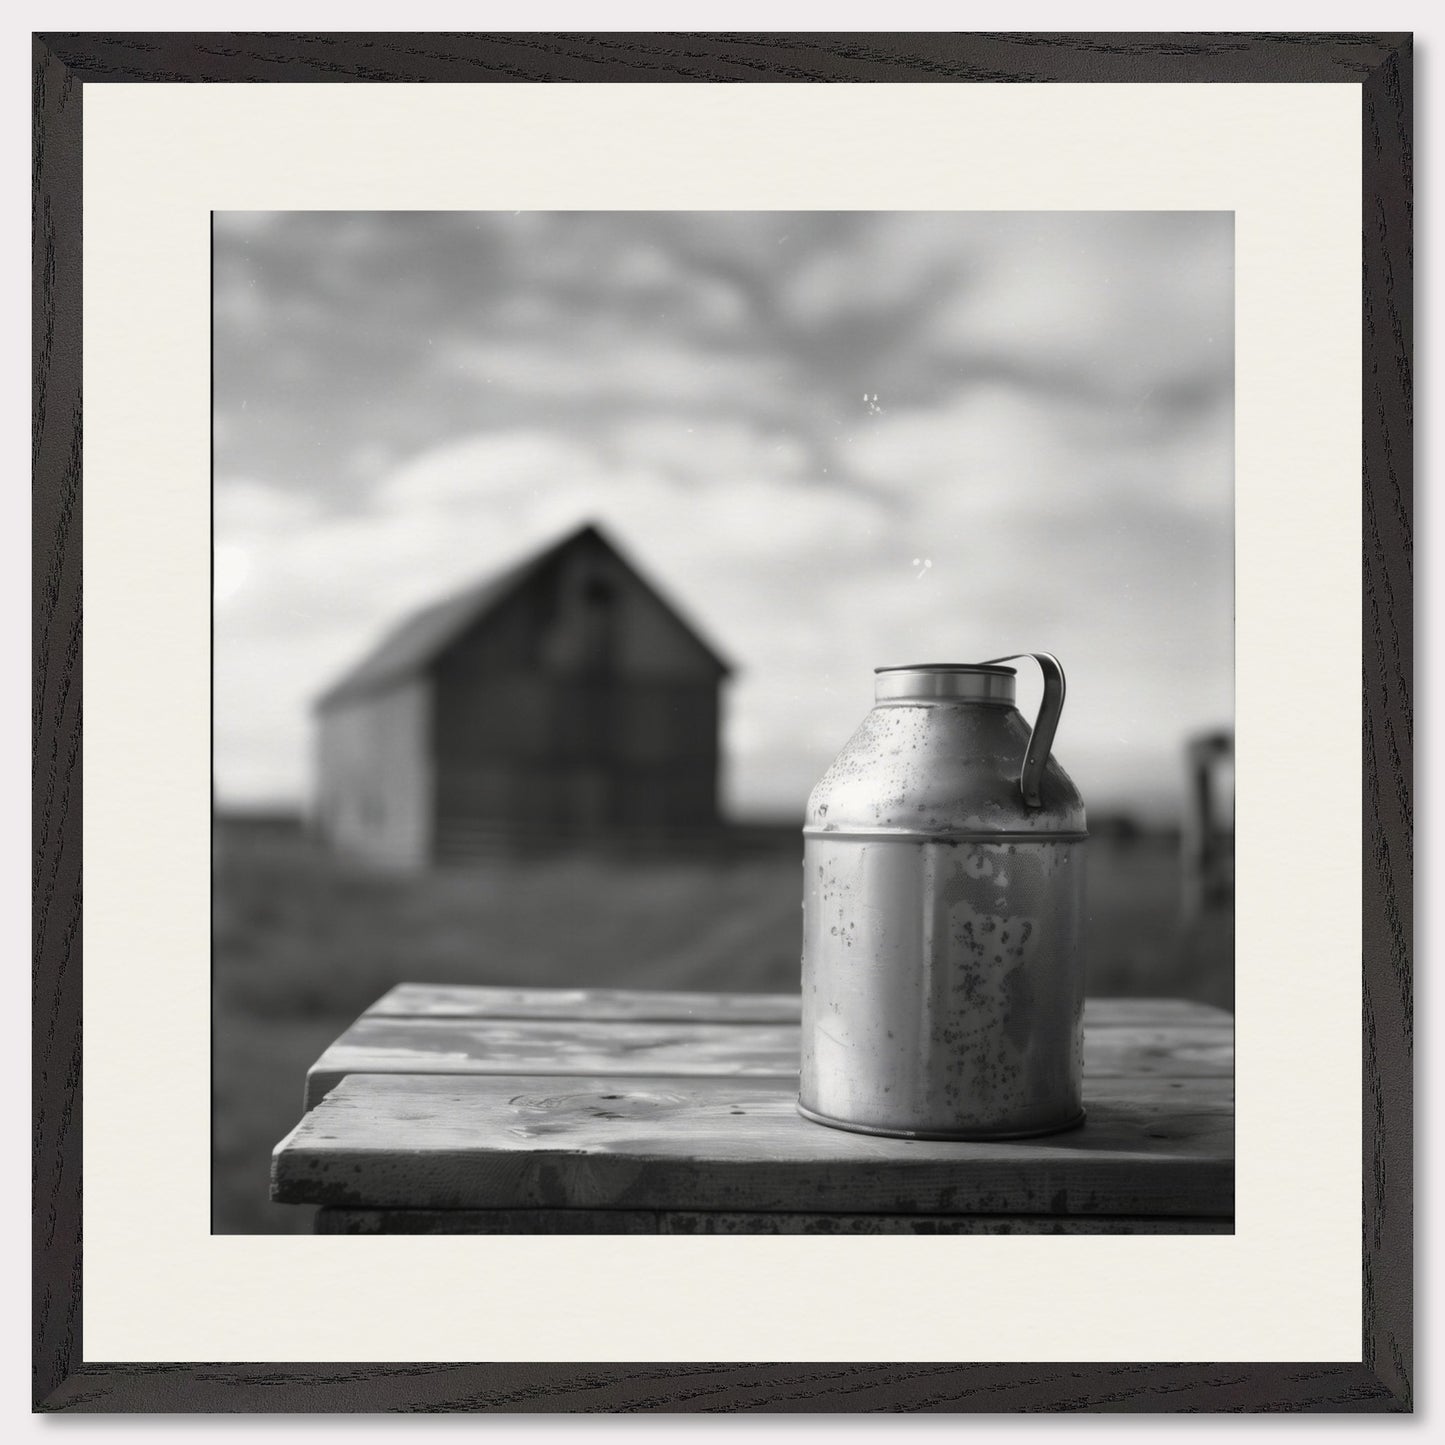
top-left (32, 30), bottom-right (1412, 1412)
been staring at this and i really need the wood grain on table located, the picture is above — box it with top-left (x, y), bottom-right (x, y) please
top-left (273, 986), bottom-right (1233, 1226)
top-left (276, 1070), bottom-right (1232, 1216)
top-left (304, 987), bottom-right (1231, 1105)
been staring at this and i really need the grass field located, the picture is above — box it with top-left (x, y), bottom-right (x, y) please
top-left (214, 818), bottom-right (1233, 1234)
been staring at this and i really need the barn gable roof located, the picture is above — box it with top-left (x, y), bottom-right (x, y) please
top-left (315, 522), bottom-right (731, 710)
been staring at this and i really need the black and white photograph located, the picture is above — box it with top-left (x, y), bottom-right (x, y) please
top-left (212, 209), bottom-right (1236, 1237)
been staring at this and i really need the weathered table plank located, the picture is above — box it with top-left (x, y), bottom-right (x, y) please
top-left (315, 1208), bottom-right (1233, 1236)
top-left (304, 1014), bottom-right (1233, 1107)
top-left (368, 983), bottom-right (804, 1023)
top-left (366, 983), bottom-right (1230, 1029)
top-left (274, 1073), bottom-right (1233, 1217)
top-left (305, 1020), bottom-right (801, 1105)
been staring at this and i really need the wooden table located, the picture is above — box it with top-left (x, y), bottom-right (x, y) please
top-left (271, 986), bottom-right (1234, 1234)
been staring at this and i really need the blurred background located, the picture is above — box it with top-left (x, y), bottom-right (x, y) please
top-left (213, 211), bottom-right (1234, 1233)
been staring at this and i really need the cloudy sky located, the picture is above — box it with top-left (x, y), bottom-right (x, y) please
top-left (214, 211), bottom-right (1233, 822)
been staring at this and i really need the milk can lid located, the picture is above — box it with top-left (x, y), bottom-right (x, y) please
top-left (875, 662), bottom-right (1016, 675)
top-left (874, 664), bottom-right (1018, 704)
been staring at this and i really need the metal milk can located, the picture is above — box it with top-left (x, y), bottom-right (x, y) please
top-left (799, 654), bottom-right (1087, 1139)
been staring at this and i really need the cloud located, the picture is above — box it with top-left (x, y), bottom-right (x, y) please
top-left (923, 213), bottom-right (1234, 408)
top-left (848, 381), bottom-right (1232, 523)
top-left (434, 333), bottom-right (788, 410)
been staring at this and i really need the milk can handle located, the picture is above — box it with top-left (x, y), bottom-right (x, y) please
top-left (982, 652), bottom-right (1066, 810)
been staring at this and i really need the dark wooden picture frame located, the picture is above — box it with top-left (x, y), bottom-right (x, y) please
top-left (32, 32), bottom-right (1412, 1412)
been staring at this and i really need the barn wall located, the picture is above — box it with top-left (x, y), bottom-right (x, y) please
top-left (315, 681), bottom-right (433, 867)
top-left (431, 535), bottom-right (724, 839)
top-left (433, 678), bottom-right (722, 835)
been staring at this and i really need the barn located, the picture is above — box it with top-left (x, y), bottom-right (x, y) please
top-left (313, 522), bottom-right (731, 867)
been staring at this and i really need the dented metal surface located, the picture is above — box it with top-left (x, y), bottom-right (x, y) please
top-left (799, 659), bottom-right (1088, 1139)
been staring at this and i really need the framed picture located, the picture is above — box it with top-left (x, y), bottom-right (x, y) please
top-left (33, 31), bottom-right (1412, 1412)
